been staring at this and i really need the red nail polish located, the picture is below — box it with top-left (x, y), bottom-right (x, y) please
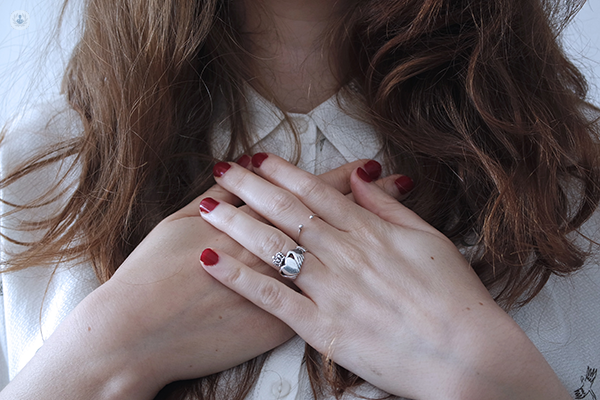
top-left (363, 160), bottom-right (382, 181)
top-left (252, 153), bottom-right (268, 168)
top-left (236, 154), bottom-right (251, 168)
top-left (213, 162), bottom-right (231, 177)
top-left (199, 197), bottom-right (219, 213)
top-left (201, 248), bottom-right (219, 266)
top-left (395, 176), bottom-right (415, 195)
top-left (357, 167), bottom-right (372, 183)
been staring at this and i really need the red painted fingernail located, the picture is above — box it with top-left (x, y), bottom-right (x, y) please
top-left (236, 154), bottom-right (251, 168)
top-left (363, 160), bottom-right (382, 181)
top-left (357, 167), bottom-right (372, 183)
top-left (201, 248), bottom-right (219, 266)
top-left (213, 162), bottom-right (231, 177)
top-left (395, 176), bottom-right (415, 195)
top-left (252, 153), bottom-right (269, 168)
top-left (199, 197), bottom-right (219, 213)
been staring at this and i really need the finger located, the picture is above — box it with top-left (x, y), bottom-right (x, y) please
top-left (243, 153), bottom-right (374, 231)
top-left (212, 161), bottom-right (341, 243)
top-left (200, 248), bottom-right (317, 330)
top-left (237, 157), bottom-right (405, 212)
top-left (165, 156), bottom-right (253, 221)
top-left (165, 184), bottom-right (242, 221)
top-left (235, 154), bottom-right (252, 170)
top-left (345, 174), bottom-right (414, 203)
top-left (317, 159), bottom-right (375, 196)
top-left (350, 169), bottom-right (439, 235)
top-left (240, 157), bottom-right (368, 218)
top-left (199, 197), bottom-right (326, 286)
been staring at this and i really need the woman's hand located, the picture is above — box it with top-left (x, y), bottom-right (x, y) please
top-left (1, 178), bottom-right (290, 400)
top-left (103, 158), bottom-right (407, 387)
top-left (199, 153), bottom-right (571, 400)
top-left (0, 158), bottom-right (406, 400)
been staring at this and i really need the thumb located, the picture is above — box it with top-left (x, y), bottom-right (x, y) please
top-left (350, 169), bottom-right (433, 233)
top-left (318, 159), bottom-right (374, 195)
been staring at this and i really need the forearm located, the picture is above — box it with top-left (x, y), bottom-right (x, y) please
top-left (0, 286), bottom-right (162, 400)
top-left (0, 349), bottom-right (150, 400)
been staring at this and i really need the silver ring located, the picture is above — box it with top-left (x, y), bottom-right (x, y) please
top-left (272, 246), bottom-right (306, 280)
top-left (298, 215), bottom-right (318, 241)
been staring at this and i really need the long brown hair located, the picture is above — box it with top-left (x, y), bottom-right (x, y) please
top-left (2, 0), bottom-right (599, 398)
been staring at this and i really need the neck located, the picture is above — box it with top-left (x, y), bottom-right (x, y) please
top-left (238, 0), bottom-right (350, 113)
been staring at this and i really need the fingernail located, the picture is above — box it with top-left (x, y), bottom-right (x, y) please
top-left (236, 154), bottom-right (251, 168)
top-left (201, 248), bottom-right (219, 266)
top-left (363, 160), bottom-right (382, 181)
top-left (395, 176), bottom-right (415, 195)
top-left (199, 197), bottom-right (219, 214)
top-left (213, 162), bottom-right (231, 177)
top-left (252, 153), bottom-right (268, 168)
top-left (357, 167), bottom-right (372, 183)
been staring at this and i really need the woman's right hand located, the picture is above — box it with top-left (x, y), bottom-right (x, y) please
top-left (0, 158), bottom-right (408, 400)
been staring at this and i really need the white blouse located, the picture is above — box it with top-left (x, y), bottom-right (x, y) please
top-left (1, 91), bottom-right (599, 400)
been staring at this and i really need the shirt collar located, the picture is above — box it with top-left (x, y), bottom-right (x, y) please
top-left (213, 86), bottom-right (382, 162)
top-left (304, 91), bottom-right (382, 162)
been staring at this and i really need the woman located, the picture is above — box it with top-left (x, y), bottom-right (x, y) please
top-left (0, 0), bottom-right (598, 398)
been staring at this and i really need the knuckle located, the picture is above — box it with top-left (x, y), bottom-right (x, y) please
top-left (218, 206), bottom-right (239, 228)
top-left (222, 265), bottom-right (244, 286)
top-left (293, 176), bottom-right (322, 200)
top-left (225, 168), bottom-right (247, 190)
top-left (258, 230), bottom-right (288, 258)
top-left (267, 190), bottom-right (296, 216)
top-left (257, 281), bottom-right (285, 309)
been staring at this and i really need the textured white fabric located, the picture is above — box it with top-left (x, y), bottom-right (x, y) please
top-left (211, 87), bottom-right (383, 173)
top-left (0, 93), bottom-right (599, 399)
top-left (0, 100), bottom-right (100, 388)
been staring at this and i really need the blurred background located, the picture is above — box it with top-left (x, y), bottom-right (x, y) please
top-left (0, 0), bottom-right (599, 127)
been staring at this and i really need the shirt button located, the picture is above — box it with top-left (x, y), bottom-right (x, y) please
top-left (270, 379), bottom-right (292, 398)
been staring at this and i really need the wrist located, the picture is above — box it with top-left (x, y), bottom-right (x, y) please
top-left (434, 305), bottom-right (570, 400)
top-left (67, 283), bottom-right (168, 399)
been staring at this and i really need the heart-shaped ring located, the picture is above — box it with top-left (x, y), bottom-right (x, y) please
top-left (272, 246), bottom-right (306, 280)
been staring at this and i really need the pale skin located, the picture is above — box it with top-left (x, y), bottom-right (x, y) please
top-left (0, 161), bottom-right (406, 399)
top-left (200, 154), bottom-right (573, 400)
top-left (0, 0), bottom-right (575, 398)
top-left (238, 0), bottom-right (348, 112)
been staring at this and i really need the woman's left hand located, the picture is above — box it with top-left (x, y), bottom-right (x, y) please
top-left (199, 153), bottom-right (571, 400)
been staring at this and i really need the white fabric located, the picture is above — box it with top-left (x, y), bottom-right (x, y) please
top-left (0, 93), bottom-right (599, 399)
top-left (0, 100), bottom-right (100, 389)
top-left (212, 87), bottom-right (383, 174)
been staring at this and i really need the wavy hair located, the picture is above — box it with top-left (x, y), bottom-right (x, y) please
top-left (1, 0), bottom-right (599, 398)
